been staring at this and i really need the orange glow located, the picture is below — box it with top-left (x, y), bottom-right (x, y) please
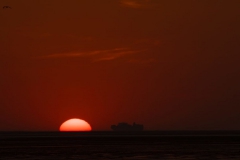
top-left (59, 118), bottom-right (92, 131)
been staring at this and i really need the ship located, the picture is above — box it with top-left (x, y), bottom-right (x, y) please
top-left (111, 122), bottom-right (144, 131)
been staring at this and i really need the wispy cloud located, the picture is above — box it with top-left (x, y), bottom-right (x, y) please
top-left (92, 48), bottom-right (140, 62)
top-left (36, 48), bottom-right (142, 62)
top-left (120, 0), bottom-right (153, 9)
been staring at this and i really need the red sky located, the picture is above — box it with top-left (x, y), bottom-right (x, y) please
top-left (0, 0), bottom-right (240, 131)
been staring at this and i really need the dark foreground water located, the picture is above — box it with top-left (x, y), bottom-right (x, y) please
top-left (1, 131), bottom-right (240, 159)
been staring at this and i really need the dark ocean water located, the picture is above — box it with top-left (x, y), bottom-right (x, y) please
top-left (1, 131), bottom-right (240, 160)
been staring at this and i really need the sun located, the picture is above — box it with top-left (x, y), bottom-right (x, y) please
top-left (59, 118), bottom-right (92, 131)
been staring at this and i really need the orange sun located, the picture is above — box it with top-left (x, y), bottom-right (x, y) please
top-left (59, 118), bottom-right (92, 131)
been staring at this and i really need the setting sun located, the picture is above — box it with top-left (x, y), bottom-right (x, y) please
top-left (59, 118), bottom-right (92, 131)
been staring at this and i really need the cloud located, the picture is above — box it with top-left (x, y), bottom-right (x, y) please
top-left (120, 0), bottom-right (153, 9)
top-left (92, 48), bottom-right (141, 62)
top-left (36, 48), bottom-right (142, 62)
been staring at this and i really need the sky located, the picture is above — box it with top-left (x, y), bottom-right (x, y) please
top-left (0, 0), bottom-right (240, 131)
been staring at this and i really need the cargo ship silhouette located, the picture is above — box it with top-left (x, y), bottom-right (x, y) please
top-left (111, 122), bottom-right (144, 131)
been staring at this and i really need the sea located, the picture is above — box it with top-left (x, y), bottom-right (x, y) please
top-left (1, 131), bottom-right (240, 160)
